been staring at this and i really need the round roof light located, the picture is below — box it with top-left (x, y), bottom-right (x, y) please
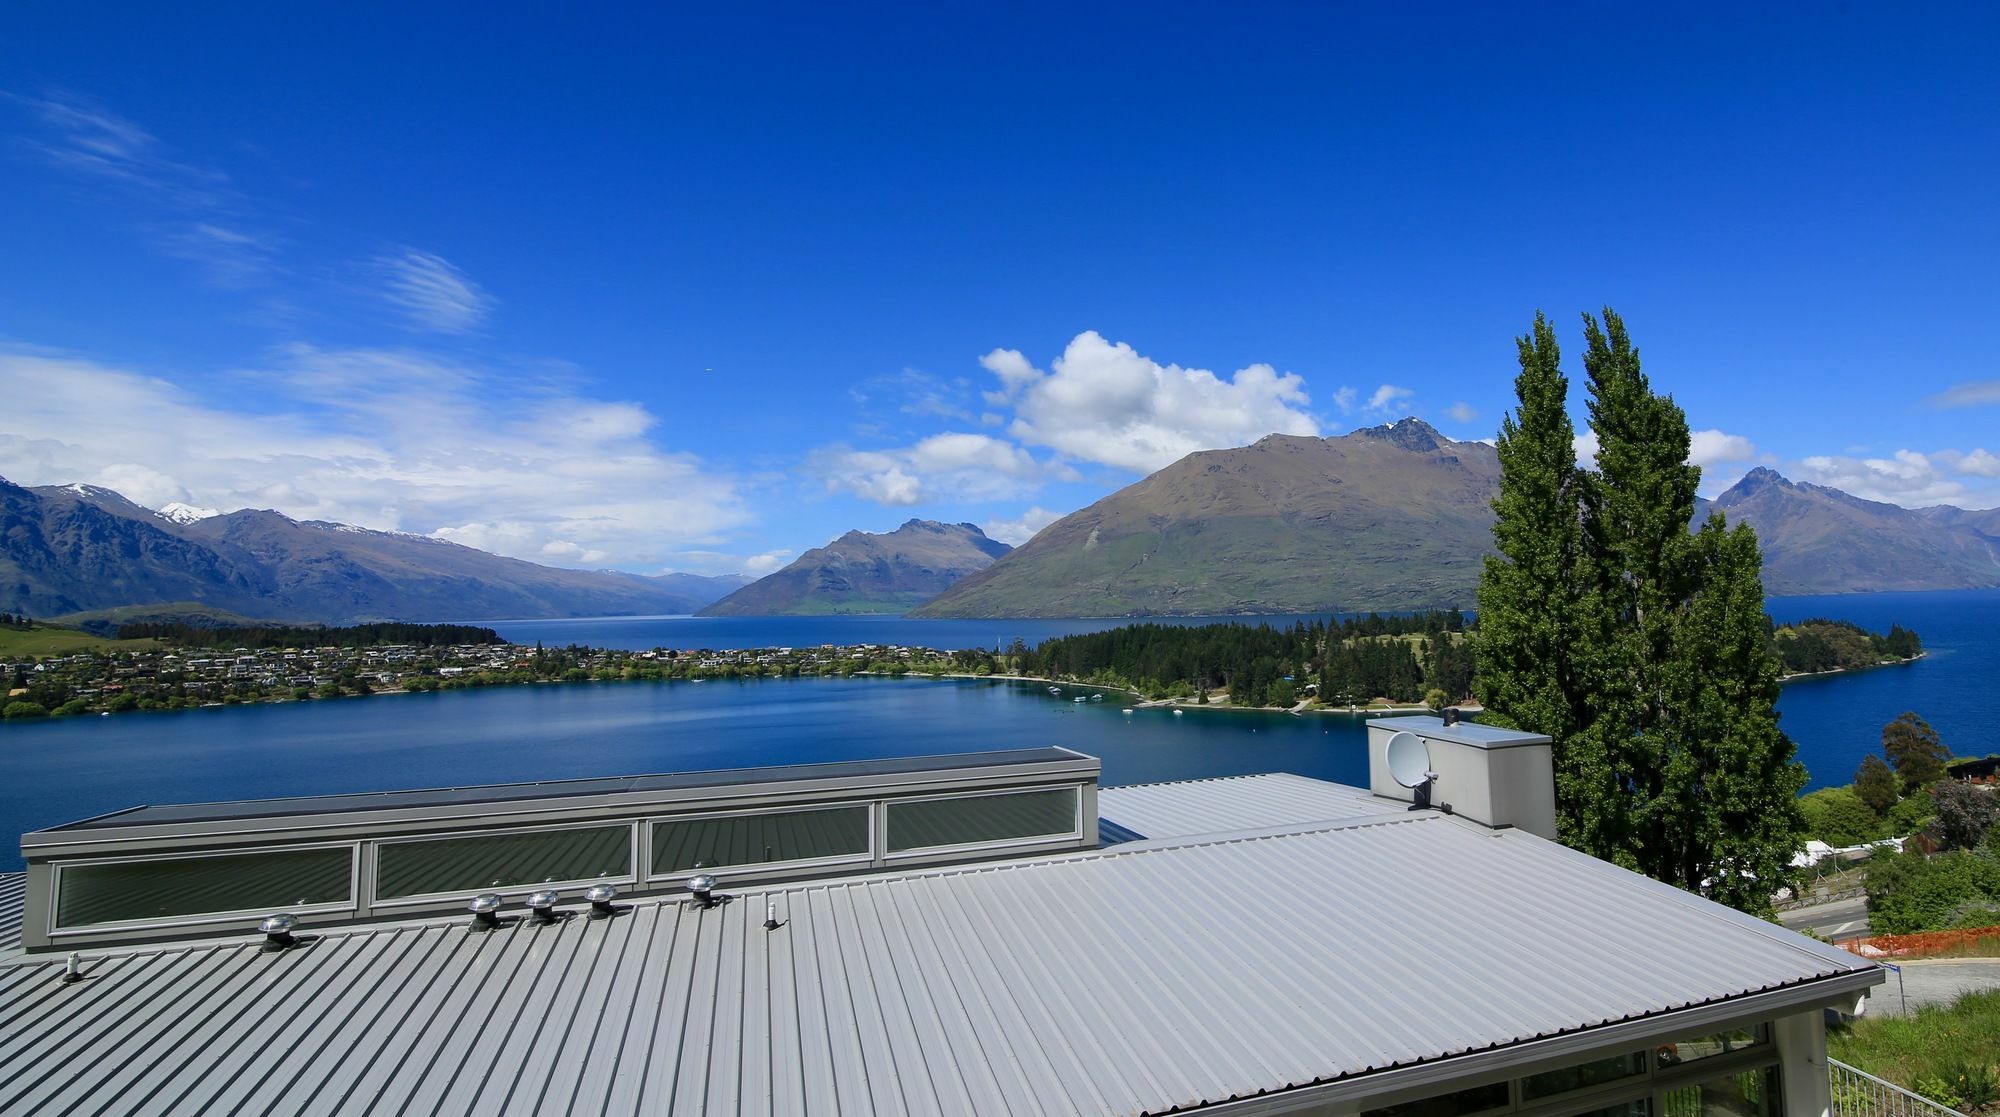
top-left (585, 884), bottom-right (618, 904)
top-left (469, 893), bottom-right (504, 915)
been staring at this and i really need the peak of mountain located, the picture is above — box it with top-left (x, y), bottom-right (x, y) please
top-left (913, 425), bottom-right (1499, 618)
top-left (1356, 417), bottom-right (1446, 452)
top-left (699, 520), bottom-right (1011, 616)
top-left (1711, 467), bottom-right (2000, 594)
top-left (0, 479), bottom-right (746, 623)
top-left (155, 502), bottom-right (221, 525)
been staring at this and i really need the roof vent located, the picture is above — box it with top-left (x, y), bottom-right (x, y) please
top-left (688, 873), bottom-right (719, 910)
top-left (1442, 707), bottom-right (1459, 728)
top-left (586, 884), bottom-right (619, 919)
top-left (259, 912), bottom-right (298, 952)
top-left (468, 893), bottom-right (503, 932)
top-left (59, 951), bottom-right (84, 985)
top-left (528, 889), bottom-right (560, 924)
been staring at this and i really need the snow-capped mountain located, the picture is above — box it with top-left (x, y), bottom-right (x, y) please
top-left (155, 502), bottom-right (222, 525)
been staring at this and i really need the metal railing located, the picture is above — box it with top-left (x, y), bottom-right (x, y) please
top-left (1831, 1058), bottom-right (1967, 1117)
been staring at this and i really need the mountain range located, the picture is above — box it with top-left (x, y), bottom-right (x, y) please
top-left (0, 478), bottom-right (747, 624)
top-left (698, 520), bottom-right (1010, 616)
top-left (917, 420), bottom-right (2000, 616)
top-left (10, 420), bottom-right (2000, 625)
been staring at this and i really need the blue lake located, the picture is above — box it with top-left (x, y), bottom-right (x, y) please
top-left (1, 589), bottom-right (1991, 871)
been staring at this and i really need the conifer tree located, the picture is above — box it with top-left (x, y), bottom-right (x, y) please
top-left (1475, 313), bottom-right (1603, 842)
top-left (1477, 308), bottom-right (1807, 911)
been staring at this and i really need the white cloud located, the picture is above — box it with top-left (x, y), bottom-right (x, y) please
top-left (0, 346), bottom-right (746, 569)
top-left (982, 506), bottom-right (1062, 545)
top-left (1446, 402), bottom-right (1479, 423)
top-left (1688, 429), bottom-right (1757, 467)
top-left (811, 432), bottom-right (1054, 506)
top-left (375, 249), bottom-right (493, 334)
top-left (979, 331), bottom-right (1319, 474)
top-left (1570, 428), bottom-right (1757, 472)
top-left (742, 549), bottom-right (793, 574)
top-left (11, 92), bottom-right (275, 285)
top-left (1926, 381), bottom-right (2000, 409)
top-left (1946, 449), bottom-right (2000, 478)
top-left (1573, 430), bottom-right (1600, 468)
top-left (1366, 384), bottom-right (1413, 413)
top-left (1792, 449), bottom-right (1968, 506)
top-left (1331, 386), bottom-right (1358, 414)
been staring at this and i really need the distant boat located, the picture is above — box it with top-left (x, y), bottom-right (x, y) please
top-left (1090, 694), bottom-right (1104, 702)
top-left (1047, 686), bottom-right (1061, 695)
top-left (1074, 696), bottom-right (1087, 703)
top-left (1122, 709), bottom-right (1133, 716)
top-left (1172, 709), bottom-right (1184, 716)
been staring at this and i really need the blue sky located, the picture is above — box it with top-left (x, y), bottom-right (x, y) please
top-left (3, 3), bottom-right (1997, 575)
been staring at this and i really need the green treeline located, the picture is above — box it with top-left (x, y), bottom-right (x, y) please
top-left (114, 622), bottom-right (506, 648)
top-left (1017, 610), bottom-right (1472, 707)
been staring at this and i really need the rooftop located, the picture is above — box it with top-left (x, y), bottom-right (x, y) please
top-left (0, 772), bottom-right (1878, 1116)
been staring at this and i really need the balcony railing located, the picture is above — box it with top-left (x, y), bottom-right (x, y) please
top-left (1831, 1058), bottom-right (1967, 1117)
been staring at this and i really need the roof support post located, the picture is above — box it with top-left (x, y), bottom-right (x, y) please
top-left (1774, 1008), bottom-right (1831, 1117)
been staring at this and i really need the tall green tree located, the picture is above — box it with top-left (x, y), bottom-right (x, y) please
top-left (1855, 754), bottom-right (1898, 815)
top-left (1881, 712), bottom-right (1948, 792)
top-left (1477, 308), bottom-right (1806, 912)
top-left (1474, 313), bottom-right (1603, 844)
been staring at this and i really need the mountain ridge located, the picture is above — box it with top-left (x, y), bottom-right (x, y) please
top-left (698, 519), bottom-right (1010, 616)
top-left (914, 419), bottom-right (1499, 618)
top-left (1, 477), bottom-right (748, 623)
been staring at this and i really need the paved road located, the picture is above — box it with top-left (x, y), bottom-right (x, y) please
top-left (1862, 959), bottom-right (2000, 1016)
top-left (1780, 895), bottom-right (1871, 941)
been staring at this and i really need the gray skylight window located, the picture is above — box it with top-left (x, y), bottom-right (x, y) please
top-left (375, 825), bottom-right (630, 899)
top-left (652, 805), bottom-right (871, 874)
top-left (886, 786), bottom-right (1079, 852)
top-left (56, 846), bottom-right (353, 928)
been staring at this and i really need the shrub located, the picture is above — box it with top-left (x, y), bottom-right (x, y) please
top-left (1800, 787), bottom-right (1883, 847)
top-left (3, 700), bottom-right (50, 719)
top-left (1930, 782), bottom-right (2000, 852)
top-left (1866, 848), bottom-right (2000, 933)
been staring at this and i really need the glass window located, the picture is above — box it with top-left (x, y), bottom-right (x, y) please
top-left (1660, 1067), bottom-right (1779, 1117)
top-left (1521, 1052), bottom-right (1647, 1101)
top-left (1655, 1025), bottom-right (1768, 1069)
top-left (1364, 1080), bottom-right (1510, 1117)
top-left (57, 846), bottom-right (353, 927)
top-left (376, 825), bottom-right (630, 899)
top-left (886, 787), bottom-right (1079, 852)
top-left (652, 806), bottom-right (870, 874)
top-left (1573, 1103), bottom-right (1650, 1117)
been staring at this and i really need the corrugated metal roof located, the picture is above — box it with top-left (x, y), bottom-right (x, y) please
top-left (0, 808), bottom-right (1875, 1116)
top-left (0, 872), bottom-right (22, 954)
top-left (1097, 773), bottom-right (1388, 841)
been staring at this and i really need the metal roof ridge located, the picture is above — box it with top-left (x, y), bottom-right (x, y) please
top-left (1100, 771), bottom-right (1315, 791)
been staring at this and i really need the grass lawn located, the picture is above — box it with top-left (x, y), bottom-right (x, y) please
top-left (1829, 990), bottom-right (2000, 1113)
top-left (0, 625), bottom-right (156, 657)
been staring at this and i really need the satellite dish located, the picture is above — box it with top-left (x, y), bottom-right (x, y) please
top-left (1385, 730), bottom-right (1437, 809)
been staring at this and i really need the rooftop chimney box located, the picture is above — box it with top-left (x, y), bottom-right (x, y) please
top-left (1366, 716), bottom-right (1556, 840)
